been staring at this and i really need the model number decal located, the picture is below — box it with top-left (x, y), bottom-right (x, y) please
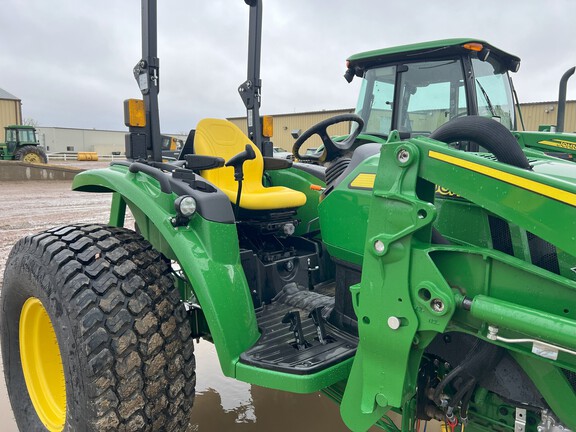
top-left (435, 186), bottom-right (461, 198)
top-left (538, 139), bottom-right (576, 151)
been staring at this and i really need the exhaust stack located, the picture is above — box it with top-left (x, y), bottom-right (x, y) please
top-left (557, 66), bottom-right (575, 133)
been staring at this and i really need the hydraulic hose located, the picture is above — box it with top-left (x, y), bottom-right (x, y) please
top-left (446, 378), bottom-right (476, 420)
top-left (433, 340), bottom-right (503, 412)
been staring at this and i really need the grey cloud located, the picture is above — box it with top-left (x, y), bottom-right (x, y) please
top-left (1, 0), bottom-right (574, 132)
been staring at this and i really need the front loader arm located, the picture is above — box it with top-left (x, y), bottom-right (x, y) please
top-left (341, 133), bottom-right (576, 430)
top-left (418, 136), bottom-right (576, 252)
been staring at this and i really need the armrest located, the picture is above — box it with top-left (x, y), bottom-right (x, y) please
top-left (263, 157), bottom-right (293, 171)
top-left (185, 154), bottom-right (225, 171)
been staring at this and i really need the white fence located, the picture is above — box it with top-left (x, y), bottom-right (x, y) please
top-left (47, 153), bottom-right (126, 162)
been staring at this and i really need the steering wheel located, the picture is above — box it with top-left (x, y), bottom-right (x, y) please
top-left (292, 114), bottom-right (365, 163)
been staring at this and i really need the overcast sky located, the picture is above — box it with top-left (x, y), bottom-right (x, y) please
top-left (1, 0), bottom-right (575, 133)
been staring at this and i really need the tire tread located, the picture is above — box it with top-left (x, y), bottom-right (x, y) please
top-left (2, 224), bottom-right (195, 431)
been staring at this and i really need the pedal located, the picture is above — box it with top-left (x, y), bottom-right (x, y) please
top-left (281, 311), bottom-right (310, 350)
top-left (309, 307), bottom-right (328, 345)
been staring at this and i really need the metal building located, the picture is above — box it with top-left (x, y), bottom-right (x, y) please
top-left (0, 87), bottom-right (22, 132)
top-left (517, 101), bottom-right (576, 133)
top-left (37, 127), bottom-right (127, 155)
top-left (36, 126), bottom-right (187, 155)
top-left (228, 108), bottom-right (355, 153)
top-left (11, 100), bottom-right (576, 157)
top-left (229, 102), bottom-right (576, 152)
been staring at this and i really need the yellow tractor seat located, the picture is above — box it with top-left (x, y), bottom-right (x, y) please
top-left (194, 118), bottom-right (307, 211)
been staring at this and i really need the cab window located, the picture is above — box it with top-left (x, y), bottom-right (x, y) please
top-left (355, 66), bottom-right (396, 136)
top-left (472, 58), bottom-right (515, 130)
top-left (397, 60), bottom-right (466, 134)
top-left (6, 129), bottom-right (16, 142)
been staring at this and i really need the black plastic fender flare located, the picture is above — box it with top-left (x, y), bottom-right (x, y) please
top-left (430, 116), bottom-right (531, 169)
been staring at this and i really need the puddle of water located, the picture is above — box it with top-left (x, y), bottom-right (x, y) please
top-left (190, 341), bottom-right (382, 431)
top-left (0, 339), bottom-right (369, 432)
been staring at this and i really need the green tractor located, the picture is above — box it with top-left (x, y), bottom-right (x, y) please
top-left (0, 124), bottom-right (48, 163)
top-left (2, 2), bottom-right (576, 432)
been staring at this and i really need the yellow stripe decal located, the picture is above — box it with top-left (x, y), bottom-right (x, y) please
top-left (537, 139), bottom-right (576, 151)
top-left (350, 173), bottom-right (376, 189)
top-left (428, 150), bottom-right (576, 206)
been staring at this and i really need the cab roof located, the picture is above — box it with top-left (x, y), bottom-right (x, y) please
top-left (6, 125), bottom-right (36, 130)
top-left (347, 38), bottom-right (520, 70)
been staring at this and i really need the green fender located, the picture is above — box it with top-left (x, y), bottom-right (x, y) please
top-left (72, 165), bottom-right (260, 376)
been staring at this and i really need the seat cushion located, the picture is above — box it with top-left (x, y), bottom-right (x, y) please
top-left (194, 119), bottom-right (306, 210)
top-left (220, 185), bottom-right (306, 210)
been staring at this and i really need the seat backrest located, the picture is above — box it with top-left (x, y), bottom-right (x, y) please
top-left (194, 118), bottom-right (263, 193)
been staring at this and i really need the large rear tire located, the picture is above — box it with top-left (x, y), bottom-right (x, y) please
top-left (1, 224), bottom-right (195, 431)
top-left (14, 145), bottom-right (48, 164)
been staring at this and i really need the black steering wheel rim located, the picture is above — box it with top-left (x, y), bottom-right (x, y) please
top-left (292, 114), bottom-right (365, 163)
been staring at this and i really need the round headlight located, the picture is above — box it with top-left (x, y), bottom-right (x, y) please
top-left (175, 196), bottom-right (197, 218)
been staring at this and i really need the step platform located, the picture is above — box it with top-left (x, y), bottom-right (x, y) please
top-left (239, 283), bottom-right (358, 375)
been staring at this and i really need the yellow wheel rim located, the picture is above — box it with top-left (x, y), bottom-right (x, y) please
top-left (22, 152), bottom-right (42, 163)
top-left (19, 298), bottom-right (66, 431)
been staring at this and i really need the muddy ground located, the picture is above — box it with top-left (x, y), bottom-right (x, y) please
top-left (0, 176), bottom-right (392, 431)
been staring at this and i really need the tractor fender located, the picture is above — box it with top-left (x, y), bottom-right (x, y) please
top-left (72, 165), bottom-right (260, 377)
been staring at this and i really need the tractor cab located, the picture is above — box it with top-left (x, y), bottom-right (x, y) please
top-left (5, 125), bottom-right (38, 145)
top-left (345, 39), bottom-right (520, 140)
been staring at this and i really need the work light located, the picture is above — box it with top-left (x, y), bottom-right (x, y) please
top-left (175, 196), bottom-right (197, 218)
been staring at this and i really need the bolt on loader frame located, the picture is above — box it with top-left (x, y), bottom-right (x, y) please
top-left (2, 1), bottom-right (576, 432)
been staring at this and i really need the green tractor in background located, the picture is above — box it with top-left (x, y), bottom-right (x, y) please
top-left (0, 124), bottom-right (48, 163)
top-left (2, 1), bottom-right (576, 432)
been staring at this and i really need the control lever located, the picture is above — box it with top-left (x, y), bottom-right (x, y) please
top-left (226, 144), bottom-right (256, 217)
top-left (226, 144), bottom-right (256, 181)
top-left (282, 311), bottom-right (310, 350)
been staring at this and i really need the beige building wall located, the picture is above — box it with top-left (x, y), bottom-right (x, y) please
top-left (517, 101), bottom-right (576, 132)
top-left (228, 108), bottom-right (354, 153)
top-left (0, 99), bottom-right (22, 133)
top-left (229, 102), bottom-right (576, 153)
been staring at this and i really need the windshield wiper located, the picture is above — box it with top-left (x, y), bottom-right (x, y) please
top-left (476, 79), bottom-right (497, 117)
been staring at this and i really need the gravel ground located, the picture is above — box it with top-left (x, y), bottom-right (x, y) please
top-left (0, 181), bottom-right (114, 286)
